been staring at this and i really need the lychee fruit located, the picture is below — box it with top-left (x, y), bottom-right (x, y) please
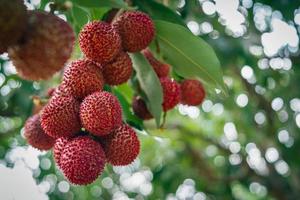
top-left (24, 114), bottom-right (55, 151)
top-left (113, 11), bottom-right (155, 52)
top-left (79, 21), bottom-right (121, 64)
top-left (53, 137), bottom-right (70, 168)
top-left (0, 0), bottom-right (27, 53)
top-left (8, 11), bottom-right (75, 80)
top-left (160, 77), bottom-right (181, 111)
top-left (142, 49), bottom-right (170, 78)
top-left (41, 95), bottom-right (81, 138)
top-left (62, 59), bottom-right (104, 99)
top-left (51, 84), bottom-right (69, 99)
top-left (47, 87), bottom-right (56, 97)
top-left (60, 136), bottom-right (106, 185)
top-left (102, 52), bottom-right (133, 85)
top-left (80, 91), bottom-right (122, 136)
top-left (132, 96), bottom-right (153, 120)
top-left (180, 79), bottom-right (206, 106)
top-left (101, 124), bottom-right (140, 166)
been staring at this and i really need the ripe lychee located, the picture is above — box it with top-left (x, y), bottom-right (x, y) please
top-left (79, 21), bottom-right (121, 64)
top-left (60, 136), bottom-right (106, 185)
top-left (113, 11), bottom-right (155, 52)
top-left (180, 79), bottom-right (206, 106)
top-left (53, 137), bottom-right (70, 168)
top-left (51, 84), bottom-right (69, 99)
top-left (80, 91), bottom-right (122, 136)
top-left (8, 11), bottom-right (75, 80)
top-left (62, 59), bottom-right (104, 99)
top-left (142, 49), bottom-right (170, 78)
top-left (101, 124), bottom-right (140, 166)
top-left (160, 77), bottom-right (181, 111)
top-left (41, 95), bottom-right (81, 138)
top-left (0, 0), bottom-right (27, 53)
top-left (24, 114), bottom-right (55, 151)
top-left (132, 96), bottom-right (153, 120)
top-left (102, 52), bottom-right (133, 85)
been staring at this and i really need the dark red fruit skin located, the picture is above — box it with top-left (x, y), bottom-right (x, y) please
top-left (180, 79), bottom-right (206, 106)
top-left (142, 49), bottom-right (170, 78)
top-left (80, 91), bottom-right (122, 136)
top-left (160, 77), bottom-right (181, 112)
top-left (47, 87), bottom-right (56, 97)
top-left (79, 21), bottom-right (121, 64)
top-left (8, 11), bottom-right (75, 80)
top-left (113, 11), bottom-right (155, 52)
top-left (24, 114), bottom-right (55, 151)
top-left (132, 96), bottom-right (153, 120)
top-left (53, 137), bottom-right (70, 168)
top-left (101, 124), bottom-right (140, 166)
top-left (102, 52), bottom-right (133, 85)
top-left (60, 136), bottom-right (106, 185)
top-left (62, 59), bottom-right (104, 99)
top-left (0, 0), bottom-right (27, 53)
top-left (41, 95), bottom-right (81, 138)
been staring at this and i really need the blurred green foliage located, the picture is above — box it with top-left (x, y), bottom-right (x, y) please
top-left (1, 0), bottom-right (300, 199)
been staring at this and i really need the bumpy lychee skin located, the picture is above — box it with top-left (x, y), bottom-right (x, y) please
top-left (60, 136), bottom-right (106, 185)
top-left (103, 52), bottom-right (133, 85)
top-left (160, 78), bottom-right (181, 111)
top-left (180, 79), bottom-right (206, 106)
top-left (101, 124), bottom-right (140, 166)
top-left (79, 21), bottom-right (121, 64)
top-left (142, 49), bottom-right (170, 78)
top-left (80, 91), bottom-right (122, 136)
top-left (41, 95), bottom-right (81, 138)
top-left (53, 137), bottom-right (70, 168)
top-left (8, 11), bottom-right (75, 80)
top-left (62, 60), bottom-right (104, 99)
top-left (113, 11), bottom-right (155, 52)
top-left (0, 0), bottom-right (27, 53)
top-left (132, 96), bottom-right (153, 120)
top-left (24, 114), bottom-right (55, 151)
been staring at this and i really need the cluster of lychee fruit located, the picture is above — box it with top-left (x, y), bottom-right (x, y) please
top-left (132, 48), bottom-right (206, 120)
top-left (0, 0), bottom-right (75, 80)
top-left (23, 10), bottom-right (158, 185)
top-left (20, 5), bottom-right (206, 185)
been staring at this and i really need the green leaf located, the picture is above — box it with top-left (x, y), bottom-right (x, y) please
top-left (89, 7), bottom-right (111, 20)
top-left (71, 0), bottom-right (128, 8)
top-left (72, 5), bottom-right (89, 28)
top-left (130, 53), bottom-right (163, 127)
top-left (132, 0), bottom-right (186, 27)
top-left (154, 20), bottom-right (227, 94)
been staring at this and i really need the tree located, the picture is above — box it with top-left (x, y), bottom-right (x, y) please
top-left (0, 0), bottom-right (299, 199)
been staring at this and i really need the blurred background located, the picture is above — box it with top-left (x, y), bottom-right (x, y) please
top-left (0, 0), bottom-right (300, 199)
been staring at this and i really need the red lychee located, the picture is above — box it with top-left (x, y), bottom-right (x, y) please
top-left (160, 77), bottom-right (181, 111)
top-left (53, 137), bottom-right (70, 168)
top-left (80, 91), bottom-right (122, 136)
top-left (0, 0), bottom-right (27, 53)
top-left (62, 59), bottom-right (104, 99)
top-left (41, 95), bottom-right (81, 138)
top-left (8, 11), bottom-right (75, 80)
top-left (142, 49), bottom-right (170, 78)
top-left (180, 79), bottom-right (206, 106)
top-left (79, 21), bottom-right (121, 64)
top-left (102, 52), bottom-right (133, 85)
top-left (101, 124), bottom-right (140, 166)
top-left (24, 114), bottom-right (55, 151)
top-left (113, 11), bottom-right (155, 52)
top-left (60, 136), bottom-right (106, 185)
top-left (132, 96), bottom-right (153, 120)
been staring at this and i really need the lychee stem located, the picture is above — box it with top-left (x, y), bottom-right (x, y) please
top-left (160, 111), bottom-right (168, 129)
top-left (112, 9), bottom-right (125, 23)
